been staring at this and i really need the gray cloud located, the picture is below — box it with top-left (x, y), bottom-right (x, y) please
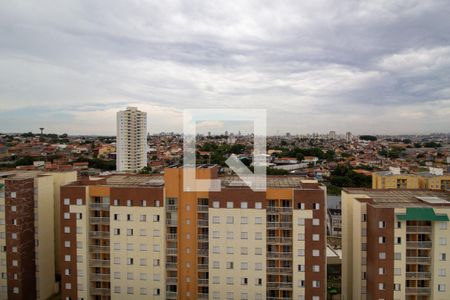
top-left (0, 0), bottom-right (449, 135)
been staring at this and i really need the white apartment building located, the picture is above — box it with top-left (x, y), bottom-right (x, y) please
top-left (116, 107), bottom-right (147, 172)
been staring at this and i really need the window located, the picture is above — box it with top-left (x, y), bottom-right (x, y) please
top-left (440, 238), bottom-right (447, 245)
top-left (241, 217), bottom-right (248, 224)
top-left (255, 202), bottom-right (262, 209)
top-left (10, 192), bottom-right (16, 198)
top-left (64, 226), bottom-right (70, 233)
top-left (227, 247), bottom-right (234, 254)
top-left (140, 273), bottom-right (147, 280)
top-left (141, 200), bottom-right (147, 207)
top-left (213, 231), bottom-right (220, 239)
top-left (241, 277), bottom-right (248, 285)
top-left (255, 263), bottom-right (262, 270)
top-left (64, 255), bottom-right (71, 262)
top-left (213, 246), bottom-right (220, 254)
top-left (241, 202), bottom-right (248, 209)
top-left (153, 288), bottom-right (161, 295)
top-left (378, 283), bottom-right (385, 290)
top-left (213, 261), bottom-right (220, 269)
top-left (379, 236), bottom-right (386, 244)
top-left (298, 249), bottom-right (305, 256)
top-left (395, 252), bottom-right (401, 260)
top-left (153, 229), bottom-right (160, 237)
top-left (64, 198), bottom-right (70, 205)
top-left (126, 200), bottom-right (132, 207)
top-left (127, 258), bottom-right (134, 265)
top-left (153, 215), bottom-right (160, 222)
top-left (127, 272), bottom-right (134, 280)
top-left (114, 272), bottom-right (120, 279)
top-left (396, 237), bottom-right (401, 244)
top-left (227, 201), bottom-right (233, 208)
top-left (127, 243), bottom-right (133, 251)
top-left (226, 261), bottom-right (234, 269)
top-left (113, 213), bottom-right (119, 221)
top-left (140, 244), bottom-right (147, 251)
top-left (65, 269), bottom-right (71, 276)
top-left (438, 284), bottom-right (446, 292)
top-left (140, 229), bottom-right (147, 236)
top-left (140, 258), bottom-right (147, 266)
top-left (140, 288), bottom-right (147, 295)
top-left (312, 234), bottom-right (320, 241)
top-left (299, 280), bottom-right (305, 287)
top-left (439, 268), bottom-right (446, 277)
top-left (394, 268), bottom-right (401, 275)
top-left (313, 203), bottom-right (320, 210)
top-left (241, 232), bottom-right (248, 239)
top-left (379, 267), bottom-right (385, 275)
top-left (255, 247), bottom-right (262, 255)
top-left (213, 276), bottom-right (220, 284)
top-left (379, 252), bottom-right (386, 259)
top-left (255, 217), bottom-right (262, 224)
top-left (212, 216), bottom-right (220, 224)
top-left (298, 218), bottom-right (305, 226)
top-left (113, 199), bottom-right (119, 206)
top-left (255, 232), bottom-right (262, 240)
top-left (312, 218), bottom-right (320, 226)
top-left (127, 287), bottom-right (134, 294)
top-left (127, 229), bottom-right (133, 236)
top-left (241, 247), bottom-right (248, 255)
top-left (440, 253), bottom-right (447, 261)
top-left (126, 214), bottom-right (132, 221)
top-left (64, 241), bottom-right (71, 248)
top-left (312, 249), bottom-right (320, 256)
top-left (64, 283), bottom-right (71, 290)
top-left (313, 265), bottom-right (320, 272)
top-left (226, 277), bottom-right (233, 285)
top-left (241, 262), bottom-right (248, 270)
top-left (440, 222), bottom-right (448, 230)
top-left (153, 259), bottom-right (160, 266)
top-left (312, 280), bottom-right (320, 288)
top-left (226, 216), bottom-right (234, 224)
top-left (378, 221), bottom-right (386, 228)
top-left (140, 214), bottom-right (146, 222)
top-left (227, 231), bottom-right (234, 239)
top-left (114, 257), bottom-right (120, 264)
top-left (114, 228), bottom-right (120, 235)
top-left (153, 244), bottom-right (160, 252)
top-left (298, 264), bottom-right (305, 272)
top-left (298, 233), bottom-right (305, 241)
top-left (213, 201), bottom-right (219, 208)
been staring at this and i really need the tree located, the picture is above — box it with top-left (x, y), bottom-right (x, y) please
top-left (359, 135), bottom-right (377, 141)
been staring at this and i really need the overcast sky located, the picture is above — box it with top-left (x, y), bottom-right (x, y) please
top-left (0, 0), bottom-right (449, 135)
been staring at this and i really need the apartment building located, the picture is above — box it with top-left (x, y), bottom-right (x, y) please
top-left (0, 170), bottom-right (77, 300)
top-left (60, 166), bottom-right (327, 300)
top-left (372, 167), bottom-right (450, 190)
top-left (342, 188), bottom-right (450, 300)
top-left (116, 106), bottom-right (147, 172)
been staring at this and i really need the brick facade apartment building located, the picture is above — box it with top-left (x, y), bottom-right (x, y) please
top-left (60, 166), bottom-right (327, 300)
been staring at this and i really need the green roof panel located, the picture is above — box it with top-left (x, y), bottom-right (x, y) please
top-left (397, 207), bottom-right (449, 222)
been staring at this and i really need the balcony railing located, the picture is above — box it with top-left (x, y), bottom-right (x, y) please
top-left (406, 241), bottom-right (432, 249)
top-left (267, 236), bottom-right (292, 243)
top-left (198, 264), bottom-right (208, 270)
top-left (166, 263), bottom-right (177, 270)
top-left (198, 279), bottom-right (208, 286)
top-left (405, 287), bottom-right (431, 295)
top-left (167, 248), bottom-right (177, 255)
top-left (89, 231), bottom-right (110, 238)
top-left (90, 203), bottom-right (109, 210)
top-left (198, 234), bottom-right (208, 241)
top-left (406, 256), bottom-right (432, 263)
top-left (167, 205), bottom-right (177, 212)
top-left (267, 252), bottom-right (292, 259)
top-left (407, 226), bottom-right (432, 233)
top-left (90, 259), bottom-right (110, 267)
top-left (197, 205), bottom-right (209, 212)
top-left (406, 272), bottom-right (432, 279)
top-left (166, 291), bottom-right (177, 299)
top-left (267, 222), bottom-right (292, 229)
top-left (167, 277), bottom-right (177, 284)
top-left (267, 267), bottom-right (293, 274)
top-left (90, 217), bottom-right (110, 224)
top-left (90, 273), bottom-right (110, 281)
top-left (198, 220), bottom-right (208, 227)
top-left (267, 282), bottom-right (292, 289)
top-left (198, 248), bottom-right (208, 256)
top-left (91, 288), bottom-right (111, 296)
top-left (89, 245), bottom-right (110, 252)
top-left (167, 233), bottom-right (177, 241)
top-left (166, 219), bottom-right (177, 226)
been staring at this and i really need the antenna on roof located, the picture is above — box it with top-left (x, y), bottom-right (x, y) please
top-left (39, 128), bottom-right (44, 135)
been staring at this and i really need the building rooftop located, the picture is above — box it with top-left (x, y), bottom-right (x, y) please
top-left (344, 188), bottom-right (450, 208)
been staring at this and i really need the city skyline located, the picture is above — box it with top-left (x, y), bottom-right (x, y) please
top-left (1, 1), bottom-right (450, 135)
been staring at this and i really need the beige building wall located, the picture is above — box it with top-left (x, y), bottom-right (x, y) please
top-left (35, 175), bottom-right (56, 299)
top-left (292, 209), bottom-right (313, 299)
top-left (372, 174), bottom-right (421, 189)
top-left (426, 175), bottom-right (450, 190)
top-left (110, 206), bottom-right (166, 299)
top-left (0, 182), bottom-right (6, 300)
top-left (341, 191), bottom-right (371, 300)
top-left (46, 171), bottom-right (77, 274)
top-left (69, 203), bottom-right (89, 300)
top-left (431, 208), bottom-right (450, 300)
top-left (393, 208), bottom-right (406, 300)
top-left (208, 208), bottom-right (266, 300)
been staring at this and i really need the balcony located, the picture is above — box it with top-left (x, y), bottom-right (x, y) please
top-left (90, 217), bottom-right (110, 224)
top-left (166, 291), bottom-right (177, 299)
top-left (90, 273), bottom-right (110, 281)
top-left (167, 233), bottom-right (177, 241)
top-left (267, 222), bottom-right (292, 229)
top-left (198, 220), bottom-right (208, 227)
top-left (197, 205), bottom-right (209, 212)
top-left (198, 264), bottom-right (208, 270)
top-left (90, 259), bottom-right (110, 267)
top-left (406, 272), bottom-right (432, 279)
top-left (89, 245), bottom-right (110, 253)
top-left (267, 282), bottom-right (292, 289)
top-left (198, 292), bottom-right (208, 299)
top-left (166, 219), bottom-right (177, 226)
top-left (267, 252), bottom-right (292, 259)
top-left (166, 263), bottom-right (177, 270)
top-left (90, 203), bottom-right (110, 210)
top-left (167, 277), bottom-right (177, 284)
top-left (198, 234), bottom-right (208, 241)
top-left (406, 241), bottom-right (432, 249)
top-left (198, 248), bottom-right (208, 256)
top-left (267, 236), bottom-right (292, 244)
top-left (167, 248), bottom-right (177, 255)
top-left (198, 279), bottom-right (208, 286)
top-left (91, 288), bottom-right (111, 296)
top-left (89, 231), bottom-right (110, 239)
top-left (267, 267), bottom-right (293, 274)
top-left (407, 226), bottom-right (432, 233)
top-left (405, 287), bottom-right (431, 295)
top-left (167, 205), bottom-right (177, 212)
top-left (406, 256), bottom-right (432, 264)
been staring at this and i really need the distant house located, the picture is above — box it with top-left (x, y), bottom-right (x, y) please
top-left (302, 156), bottom-right (319, 165)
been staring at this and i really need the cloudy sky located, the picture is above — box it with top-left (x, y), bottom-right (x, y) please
top-left (1, 0), bottom-right (449, 135)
